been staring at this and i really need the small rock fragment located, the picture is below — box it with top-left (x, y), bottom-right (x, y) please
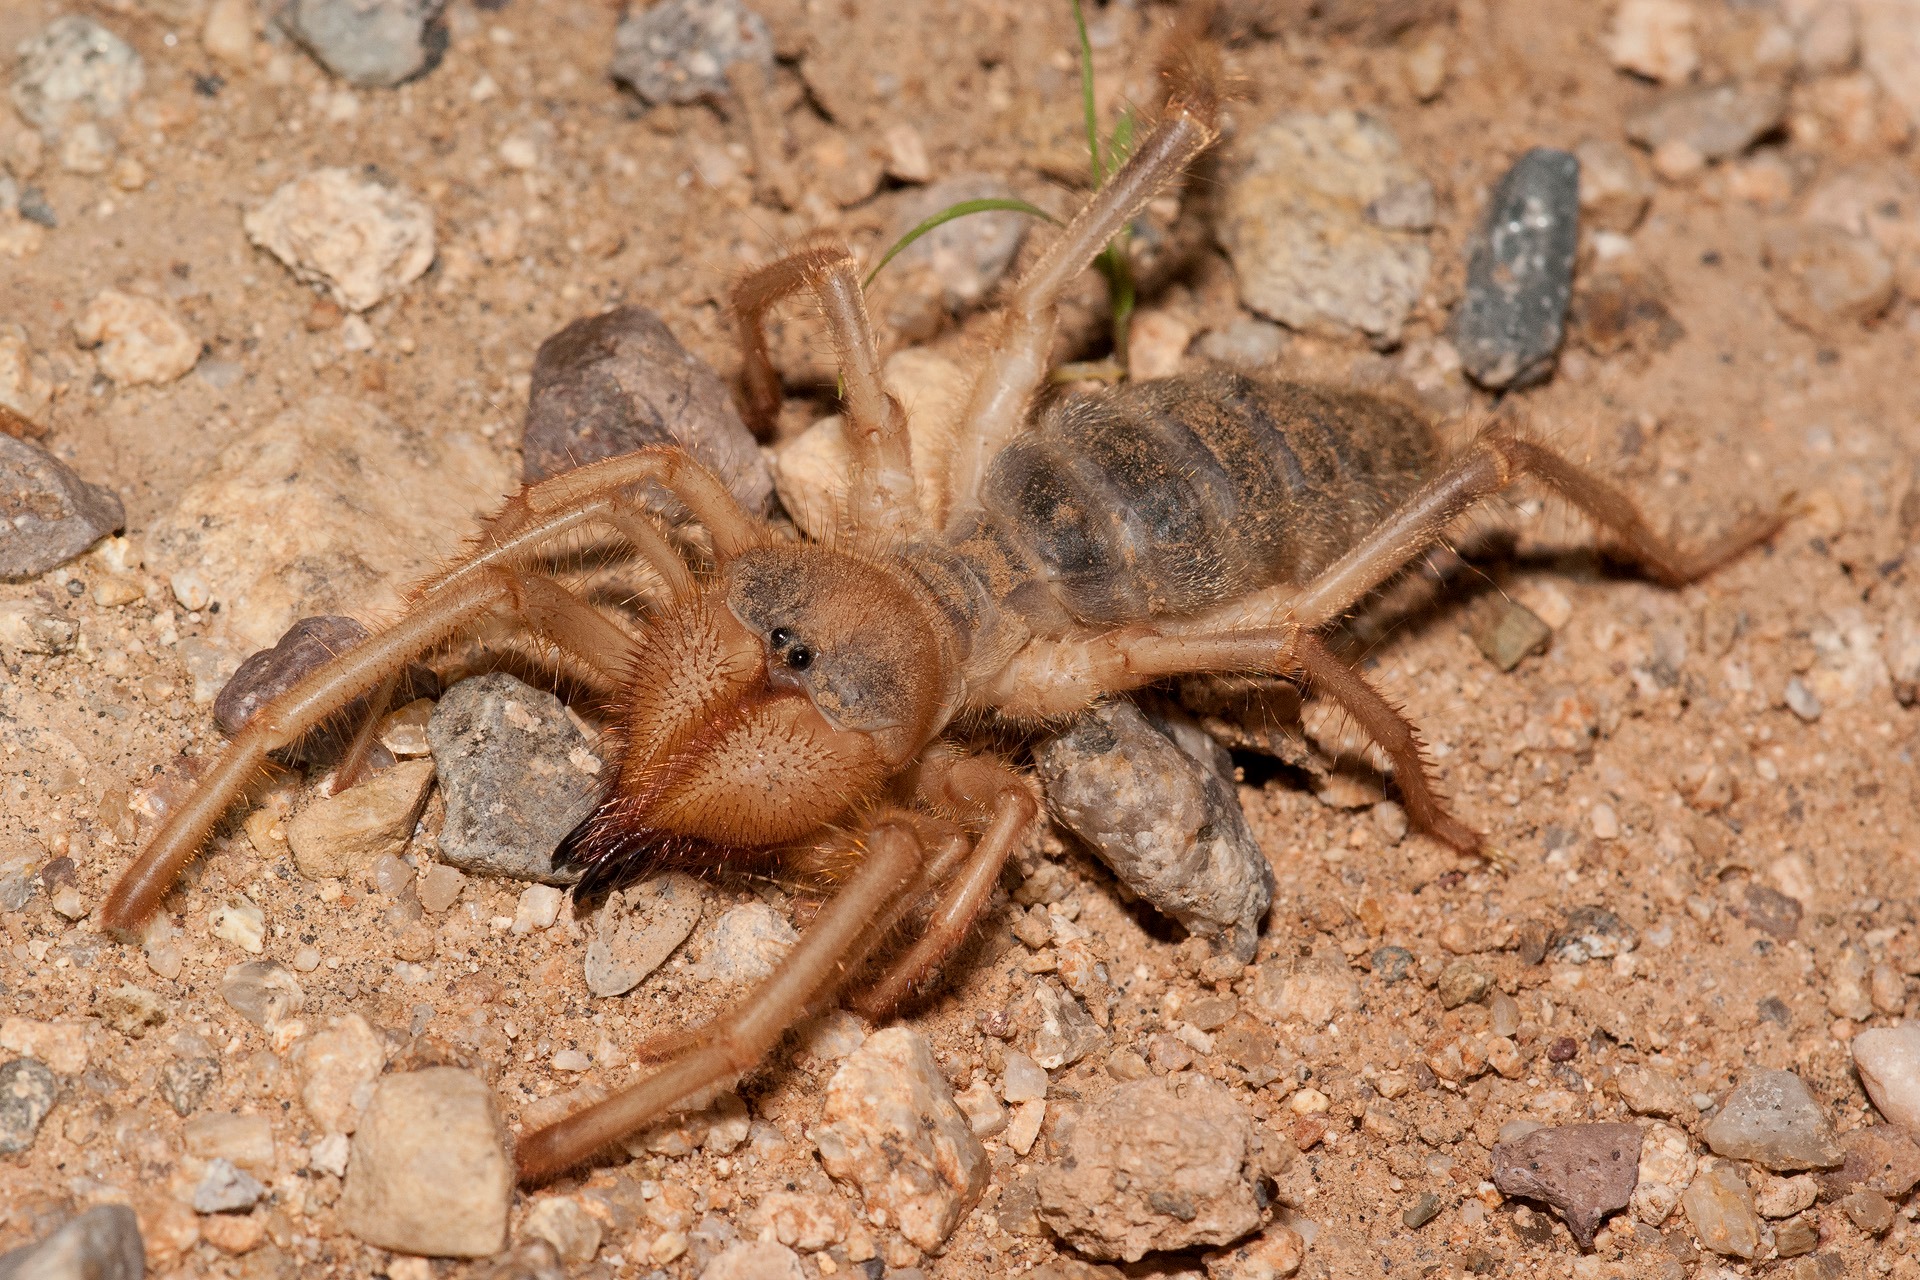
top-left (584, 872), bottom-right (705, 996)
top-left (219, 960), bottom-right (304, 1029)
top-left (1193, 317), bottom-right (1288, 370)
top-left (183, 1112), bottom-right (276, 1170)
top-left (215, 615), bottom-right (437, 763)
top-left (1608, 0), bottom-right (1698, 83)
top-left (522, 1196), bottom-right (602, 1266)
top-left (610, 0), bottom-right (773, 106)
top-left (1552, 906), bottom-right (1637, 963)
top-left (698, 1241), bottom-right (806, 1280)
top-left (72, 287), bottom-right (198, 386)
top-left (210, 894), bottom-right (266, 952)
top-left (1036, 701), bottom-right (1271, 962)
top-left (296, 1012), bottom-right (387, 1134)
top-left (0, 1057), bottom-right (58, 1154)
top-left (1843, 1190), bottom-right (1896, 1235)
top-left (0, 599), bottom-right (71, 657)
top-left (758, 1190), bottom-right (850, 1252)
top-left (245, 169), bottom-right (435, 313)
top-left (158, 1056), bottom-right (221, 1117)
top-left (429, 673), bottom-right (604, 883)
top-left (512, 884), bottom-right (564, 933)
top-left (1631, 1121), bottom-right (1696, 1226)
top-left (1029, 980), bottom-right (1107, 1070)
top-left (1853, 1023), bottom-right (1920, 1130)
top-left (1819, 1124), bottom-right (1920, 1200)
top-left (10, 17), bottom-right (145, 131)
top-left (1625, 83), bottom-right (1789, 164)
top-left (1703, 1069), bottom-right (1842, 1171)
top-left (341, 1068), bottom-right (511, 1257)
top-left (1037, 1072), bottom-right (1267, 1262)
top-left (0, 434), bottom-right (124, 579)
top-left (1681, 1159), bottom-right (1766, 1259)
top-left (0, 1018), bottom-right (88, 1075)
top-left (1576, 138), bottom-right (1654, 233)
top-left (1754, 1173), bottom-right (1819, 1219)
top-left (1204, 1222), bottom-right (1305, 1280)
top-left (98, 982), bottom-right (167, 1037)
top-left (813, 1027), bottom-right (988, 1253)
top-left (520, 307), bottom-right (774, 519)
top-left (0, 1205), bottom-right (144, 1279)
top-left (1763, 225), bottom-right (1895, 337)
top-left (278, 0), bottom-right (446, 88)
top-left (1490, 1121), bottom-right (1641, 1248)
top-left (286, 760), bottom-right (435, 880)
top-left (691, 903), bottom-right (798, 983)
top-left (202, 0), bottom-right (258, 70)
top-left (1450, 148), bottom-right (1580, 389)
top-left (871, 176), bottom-right (1032, 341)
top-left (1857, 0), bottom-right (1920, 131)
top-left (1252, 948), bottom-right (1363, 1028)
top-left (1473, 598), bottom-right (1553, 671)
top-left (1615, 1064), bottom-right (1692, 1118)
top-left (1221, 110), bottom-right (1433, 344)
top-left (193, 1157), bottom-right (267, 1214)
top-left (1437, 960), bottom-right (1492, 1009)
top-left (1772, 1215), bottom-right (1819, 1257)
top-left (954, 1080), bottom-right (1008, 1137)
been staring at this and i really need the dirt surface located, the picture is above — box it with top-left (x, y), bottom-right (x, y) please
top-left (3, 1), bottom-right (1920, 1278)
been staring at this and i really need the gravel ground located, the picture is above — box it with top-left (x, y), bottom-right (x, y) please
top-left (3, 1), bottom-right (1920, 1278)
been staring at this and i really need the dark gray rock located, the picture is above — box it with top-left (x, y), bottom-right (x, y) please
top-left (0, 435), bottom-right (124, 580)
top-left (610, 0), bottom-right (773, 106)
top-left (0, 1205), bottom-right (144, 1280)
top-left (16, 187), bottom-right (55, 230)
top-left (520, 307), bottom-right (774, 518)
top-left (1625, 82), bottom-right (1788, 162)
top-left (428, 673), bottom-right (604, 884)
top-left (213, 614), bottom-right (435, 764)
top-left (0, 1057), bottom-right (58, 1155)
top-left (278, 0), bottom-right (448, 89)
top-left (1551, 905), bottom-right (1638, 964)
top-left (1034, 700), bottom-right (1272, 964)
top-left (1450, 148), bottom-right (1581, 389)
top-left (193, 1157), bottom-right (266, 1213)
top-left (1491, 1121), bottom-right (1642, 1248)
top-left (1705, 1069), bottom-right (1843, 1171)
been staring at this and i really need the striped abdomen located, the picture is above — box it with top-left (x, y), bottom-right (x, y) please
top-left (973, 370), bottom-right (1439, 626)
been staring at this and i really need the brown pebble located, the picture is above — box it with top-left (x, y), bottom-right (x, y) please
top-left (1490, 1121), bottom-right (1642, 1248)
top-left (1548, 1037), bottom-right (1579, 1062)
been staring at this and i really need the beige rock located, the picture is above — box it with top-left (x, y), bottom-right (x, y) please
top-left (295, 1012), bottom-right (388, 1134)
top-left (1762, 224), bottom-right (1894, 337)
top-left (285, 760), bottom-right (434, 880)
top-left (1681, 1159), bottom-right (1766, 1259)
top-left (699, 1241), bottom-right (806, 1280)
top-left (1127, 310), bottom-right (1194, 381)
top-left (0, 324), bottom-right (52, 423)
top-left (758, 1191), bottom-right (850, 1252)
top-left (1206, 1223), bottom-right (1305, 1279)
top-left (1857, 0), bottom-right (1920, 130)
top-left (1251, 949), bottom-right (1362, 1028)
top-left (73, 288), bottom-right (199, 386)
top-left (340, 1068), bottom-right (511, 1257)
top-left (813, 1027), bottom-right (988, 1253)
top-left (58, 121), bottom-right (113, 174)
top-left (1632, 1121), bottom-right (1696, 1225)
top-left (1754, 1173), bottom-right (1818, 1219)
top-left (0, 1018), bottom-right (89, 1074)
top-left (1804, 165), bottom-right (1920, 297)
top-left (1615, 1064), bottom-right (1692, 1118)
top-left (521, 1196), bottom-right (602, 1266)
top-left (1575, 138), bottom-right (1654, 233)
top-left (183, 1112), bottom-right (275, 1171)
top-left (1853, 1023), bottom-right (1920, 1130)
top-left (244, 168), bottom-right (435, 312)
top-left (1609, 0), bottom-right (1699, 83)
top-left (0, 211), bottom-right (47, 259)
top-left (202, 0), bottom-right (256, 70)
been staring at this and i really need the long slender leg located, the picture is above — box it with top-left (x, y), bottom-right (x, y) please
top-left (331, 671), bottom-right (400, 793)
top-left (515, 822), bottom-right (927, 1185)
top-left (725, 60), bottom-right (800, 210)
top-left (943, 45), bottom-right (1222, 523)
top-left (729, 243), bottom-right (922, 536)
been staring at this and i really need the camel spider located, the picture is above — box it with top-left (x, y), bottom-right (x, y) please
top-left (101, 37), bottom-right (1785, 1186)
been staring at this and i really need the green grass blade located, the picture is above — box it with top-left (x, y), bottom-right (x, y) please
top-left (1073, 0), bottom-right (1102, 187)
top-left (862, 197), bottom-right (1058, 289)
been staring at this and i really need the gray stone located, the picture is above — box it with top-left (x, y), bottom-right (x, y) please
top-left (1552, 906), bottom-right (1638, 964)
top-left (0, 1205), bottom-right (144, 1280)
top-left (583, 872), bottom-right (706, 997)
top-left (1220, 110), bottom-right (1433, 345)
top-left (1473, 598), bottom-right (1554, 669)
top-left (193, 1157), bottom-right (266, 1213)
top-left (1682, 1160), bottom-right (1766, 1259)
top-left (872, 175), bottom-right (1033, 341)
top-left (1029, 980), bottom-right (1106, 1071)
top-left (214, 614), bottom-right (436, 764)
top-left (0, 597), bottom-right (75, 656)
top-left (158, 1055), bottom-right (221, 1117)
top-left (689, 903), bottom-right (796, 984)
top-left (428, 673), bottom-right (605, 883)
top-left (0, 1058), bottom-right (57, 1155)
top-left (1035, 700), bottom-right (1272, 963)
top-left (219, 960), bottom-right (305, 1029)
top-left (16, 187), bottom-right (55, 230)
top-left (1037, 1072), bottom-right (1266, 1262)
top-left (610, 0), bottom-right (773, 106)
top-left (279, 0), bottom-right (447, 89)
top-left (1193, 317), bottom-right (1288, 370)
top-left (341, 1068), bottom-right (511, 1257)
top-left (9, 18), bottom-right (145, 131)
top-left (1450, 148), bottom-right (1579, 389)
top-left (1704, 1069), bottom-right (1842, 1171)
top-left (1490, 1121), bottom-right (1641, 1248)
top-left (1625, 82), bottom-right (1788, 162)
top-left (0, 435), bottom-right (124, 580)
top-left (520, 307), bottom-right (774, 519)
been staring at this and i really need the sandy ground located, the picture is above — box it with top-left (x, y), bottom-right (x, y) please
top-left (2, 0), bottom-right (1919, 1277)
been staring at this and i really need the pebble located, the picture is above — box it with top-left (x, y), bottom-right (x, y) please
top-left (584, 871), bottom-right (705, 996)
top-left (758, 1190), bottom-right (849, 1252)
top-left (1037, 1072), bottom-right (1265, 1262)
top-left (295, 1012), bottom-right (387, 1133)
top-left (1754, 1173), bottom-right (1819, 1219)
top-left (1404, 36), bottom-right (1447, 101)
top-left (1473, 598), bottom-right (1553, 670)
top-left (1552, 905), bottom-right (1636, 962)
top-left (1681, 1159), bottom-right (1766, 1259)
top-left (1127, 310), bottom-right (1195, 380)
top-left (1577, 140), bottom-right (1655, 236)
top-left (1763, 227), bottom-right (1894, 338)
top-left (665, 901), bottom-right (795, 983)
top-left (1852, 1023), bottom-right (1920, 1129)
top-left (0, 1205), bottom-right (144, 1280)
top-left (1821, 1124), bottom-right (1920, 1200)
top-left (519, 306), bottom-right (774, 519)
top-left (0, 434), bottom-right (124, 579)
top-left (1773, 1217), bottom-right (1819, 1259)
top-left (1703, 1068), bottom-right (1842, 1170)
top-left (521, 1196), bottom-right (602, 1266)
top-left (0, 1057), bottom-right (58, 1154)
top-left (512, 884), bottom-right (565, 933)
top-left (428, 673), bottom-right (604, 883)
top-left (954, 1081), bottom-right (1007, 1137)
top-left (0, 1017), bottom-right (88, 1074)
top-left (871, 175), bottom-right (1032, 341)
top-left (1614, 1064), bottom-right (1692, 1118)
top-left (210, 893), bottom-right (266, 952)
top-left (192, 1157), bottom-right (266, 1214)
top-left (9, 17), bottom-right (145, 132)
top-left (341, 1068), bottom-right (511, 1257)
top-left (149, 396), bottom-right (507, 653)
top-left (1607, 0), bottom-right (1698, 83)
top-left (1002, 1051), bottom-right (1048, 1104)
top-left (57, 121), bottom-right (112, 175)
top-left (286, 759), bottom-right (434, 879)
top-left (1857, 0), bottom-right (1920, 131)
top-left (203, 0), bottom-right (257, 70)
top-left (183, 1112), bottom-right (275, 1170)
top-left (698, 1241), bottom-right (807, 1280)
top-left (1804, 165), bottom-right (1920, 299)
top-left (1840, 1189), bottom-right (1896, 1234)
top-left (1029, 980), bottom-right (1108, 1070)
top-left (1193, 317), bottom-right (1287, 370)
top-left (610, 0), bottom-right (773, 106)
top-left (244, 169), bottom-right (435, 313)
top-left (1221, 110), bottom-right (1432, 345)
top-left (1632, 1121), bottom-right (1696, 1226)
top-left (1450, 148), bottom-right (1580, 389)
top-left (98, 982), bottom-right (167, 1037)
top-left (1490, 1121), bottom-right (1641, 1248)
top-left (219, 959), bottom-right (304, 1029)
top-left (1438, 960), bottom-right (1492, 1009)
top-left (278, 0), bottom-right (447, 88)
top-left (1625, 83), bottom-right (1789, 164)
top-left (215, 615), bottom-right (437, 763)
top-left (812, 1027), bottom-right (988, 1253)
top-left (1035, 701), bottom-right (1271, 963)
top-left (0, 324), bottom-right (52, 424)
top-left (1252, 948), bottom-right (1363, 1028)
top-left (158, 1055), bottom-right (221, 1116)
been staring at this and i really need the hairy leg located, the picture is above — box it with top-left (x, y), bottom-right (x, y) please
top-left (729, 243), bottom-right (922, 536)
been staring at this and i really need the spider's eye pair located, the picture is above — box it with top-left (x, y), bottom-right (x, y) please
top-left (768, 627), bottom-right (814, 672)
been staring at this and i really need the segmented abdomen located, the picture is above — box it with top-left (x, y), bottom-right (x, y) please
top-left (978, 370), bottom-right (1438, 625)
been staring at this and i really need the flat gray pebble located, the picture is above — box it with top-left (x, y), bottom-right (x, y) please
top-left (429, 673), bottom-right (603, 884)
top-left (1490, 1121), bottom-right (1641, 1248)
top-left (584, 872), bottom-right (706, 997)
top-left (610, 0), bottom-right (772, 106)
top-left (1192, 317), bottom-right (1287, 370)
top-left (0, 1204), bottom-right (144, 1280)
top-left (0, 1057), bottom-right (58, 1155)
top-left (1450, 147), bottom-right (1580, 389)
top-left (16, 186), bottom-right (55, 229)
top-left (9, 17), bottom-right (144, 130)
top-left (192, 1156), bottom-right (266, 1213)
top-left (278, 0), bottom-right (448, 89)
top-left (1705, 1068), bottom-right (1843, 1171)
top-left (0, 434), bottom-right (124, 580)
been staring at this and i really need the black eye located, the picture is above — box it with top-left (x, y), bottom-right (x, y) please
top-left (769, 626), bottom-right (794, 649)
top-left (785, 644), bottom-right (814, 671)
